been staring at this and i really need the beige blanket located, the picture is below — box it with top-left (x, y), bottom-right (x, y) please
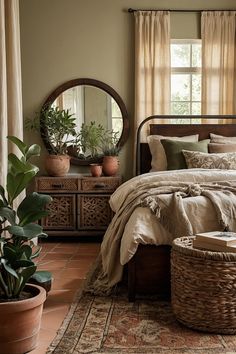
top-left (86, 178), bottom-right (236, 295)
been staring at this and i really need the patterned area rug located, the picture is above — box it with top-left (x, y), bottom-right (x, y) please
top-left (46, 291), bottom-right (236, 354)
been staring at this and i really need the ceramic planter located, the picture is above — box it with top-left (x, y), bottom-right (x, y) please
top-left (45, 154), bottom-right (70, 176)
top-left (90, 164), bottom-right (103, 177)
top-left (0, 284), bottom-right (46, 354)
top-left (102, 156), bottom-right (119, 176)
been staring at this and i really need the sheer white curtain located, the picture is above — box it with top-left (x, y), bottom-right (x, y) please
top-left (134, 11), bottom-right (171, 138)
top-left (0, 0), bottom-right (23, 189)
top-left (201, 11), bottom-right (236, 122)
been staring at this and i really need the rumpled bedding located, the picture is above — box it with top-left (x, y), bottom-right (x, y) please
top-left (85, 169), bottom-right (236, 295)
top-left (112, 169), bottom-right (236, 265)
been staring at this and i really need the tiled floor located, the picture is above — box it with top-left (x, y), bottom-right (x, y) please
top-left (30, 241), bottom-right (100, 354)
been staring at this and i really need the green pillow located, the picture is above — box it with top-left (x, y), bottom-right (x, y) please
top-left (161, 139), bottom-right (210, 170)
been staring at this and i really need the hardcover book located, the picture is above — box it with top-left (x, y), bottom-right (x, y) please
top-left (195, 231), bottom-right (236, 246)
top-left (193, 238), bottom-right (236, 253)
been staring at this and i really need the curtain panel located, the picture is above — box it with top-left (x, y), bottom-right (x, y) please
top-left (0, 0), bottom-right (23, 189)
top-left (134, 11), bottom-right (171, 139)
top-left (201, 11), bottom-right (236, 122)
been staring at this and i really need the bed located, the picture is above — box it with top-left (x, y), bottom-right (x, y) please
top-left (127, 114), bottom-right (236, 301)
top-left (87, 115), bottom-right (236, 301)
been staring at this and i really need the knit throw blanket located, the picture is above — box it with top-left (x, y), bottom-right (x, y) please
top-left (85, 180), bottom-right (236, 295)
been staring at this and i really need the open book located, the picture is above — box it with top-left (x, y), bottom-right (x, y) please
top-left (195, 231), bottom-right (236, 246)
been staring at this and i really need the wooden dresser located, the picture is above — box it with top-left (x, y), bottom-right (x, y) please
top-left (35, 175), bottom-right (121, 237)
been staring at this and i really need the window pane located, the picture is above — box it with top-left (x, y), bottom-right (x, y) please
top-left (171, 74), bottom-right (190, 101)
top-left (192, 74), bottom-right (201, 101)
top-left (171, 44), bottom-right (190, 67)
top-left (112, 98), bottom-right (122, 117)
top-left (192, 102), bottom-right (201, 115)
top-left (192, 44), bottom-right (201, 67)
top-left (112, 118), bottom-right (122, 134)
top-left (171, 102), bottom-right (190, 115)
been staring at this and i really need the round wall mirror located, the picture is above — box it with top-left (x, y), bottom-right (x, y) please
top-left (40, 78), bottom-right (129, 165)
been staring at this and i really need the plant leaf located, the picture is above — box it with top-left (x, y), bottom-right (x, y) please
top-left (7, 171), bottom-right (36, 204)
top-left (0, 185), bottom-right (8, 205)
top-left (6, 223), bottom-right (47, 240)
top-left (30, 270), bottom-right (52, 283)
top-left (7, 136), bottom-right (27, 155)
top-left (25, 144), bottom-right (41, 160)
top-left (0, 207), bottom-right (16, 225)
top-left (1, 259), bottom-right (19, 279)
top-left (17, 192), bottom-right (52, 225)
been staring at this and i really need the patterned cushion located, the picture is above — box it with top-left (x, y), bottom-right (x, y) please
top-left (182, 150), bottom-right (236, 169)
top-left (147, 134), bottom-right (199, 171)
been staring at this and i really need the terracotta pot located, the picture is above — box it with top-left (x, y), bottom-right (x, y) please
top-left (90, 164), bottom-right (103, 177)
top-left (0, 284), bottom-right (46, 354)
top-left (45, 154), bottom-right (70, 176)
top-left (102, 156), bottom-right (119, 176)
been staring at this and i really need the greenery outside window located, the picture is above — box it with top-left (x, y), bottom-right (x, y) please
top-left (171, 39), bottom-right (202, 123)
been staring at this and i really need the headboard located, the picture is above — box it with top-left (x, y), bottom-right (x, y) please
top-left (136, 115), bottom-right (236, 175)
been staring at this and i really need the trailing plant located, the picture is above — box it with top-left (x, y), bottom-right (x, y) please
top-left (0, 136), bottom-right (52, 300)
top-left (25, 106), bottom-right (77, 155)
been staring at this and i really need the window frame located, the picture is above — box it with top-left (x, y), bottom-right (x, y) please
top-left (171, 39), bottom-right (202, 117)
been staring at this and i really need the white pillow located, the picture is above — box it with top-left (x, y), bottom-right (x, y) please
top-left (210, 133), bottom-right (236, 144)
top-left (147, 134), bottom-right (199, 171)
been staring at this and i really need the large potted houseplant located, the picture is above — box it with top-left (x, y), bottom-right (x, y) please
top-left (26, 106), bottom-right (77, 176)
top-left (0, 136), bottom-right (52, 354)
top-left (101, 130), bottom-right (120, 176)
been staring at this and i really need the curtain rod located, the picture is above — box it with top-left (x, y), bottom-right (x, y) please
top-left (128, 8), bottom-right (235, 13)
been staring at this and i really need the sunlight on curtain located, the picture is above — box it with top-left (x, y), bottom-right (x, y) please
top-left (0, 0), bottom-right (23, 190)
top-left (201, 11), bottom-right (236, 123)
top-left (134, 11), bottom-right (171, 140)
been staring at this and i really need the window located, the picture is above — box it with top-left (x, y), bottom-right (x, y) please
top-left (171, 39), bottom-right (202, 122)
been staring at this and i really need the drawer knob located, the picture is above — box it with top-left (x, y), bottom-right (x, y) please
top-left (51, 183), bottom-right (64, 188)
top-left (94, 183), bottom-right (107, 189)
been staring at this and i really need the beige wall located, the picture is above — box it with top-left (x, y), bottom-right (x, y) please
top-left (19, 0), bottom-right (236, 180)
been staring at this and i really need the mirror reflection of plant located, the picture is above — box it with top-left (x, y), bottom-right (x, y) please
top-left (101, 130), bottom-right (120, 156)
top-left (0, 136), bottom-right (52, 300)
top-left (78, 121), bottom-right (105, 158)
top-left (25, 106), bottom-right (77, 155)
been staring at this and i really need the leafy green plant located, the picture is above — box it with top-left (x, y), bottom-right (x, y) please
top-left (0, 136), bottom-right (52, 300)
top-left (78, 121), bottom-right (105, 158)
top-left (25, 106), bottom-right (77, 155)
top-left (101, 130), bottom-right (120, 156)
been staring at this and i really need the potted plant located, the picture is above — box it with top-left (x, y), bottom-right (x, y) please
top-left (26, 106), bottom-right (77, 176)
top-left (101, 130), bottom-right (120, 176)
top-left (0, 136), bottom-right (52, 354)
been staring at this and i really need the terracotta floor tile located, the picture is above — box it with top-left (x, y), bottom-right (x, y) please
top-left (38, 260), bottom-right (68, 270)
top-left (28, 241), bottom-right (96, 353)
top-left (47, 289), bottom-right (78, 303)
top-left (41, 304), bottom-right (70, 330)
top-left (60, 267), bottom-right (91, 279)
top-left (52, 278), bottom-right (84, 290)
top-left (42, 252), bottom-right (72, 260)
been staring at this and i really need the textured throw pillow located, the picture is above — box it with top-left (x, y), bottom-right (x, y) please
top-left (147, 134), bottom-right (199, 171)
top-left (210, 133), bottom-right (236, 144)
top-left (161, 139), bottom-right (210, 170)
top-left (182, 150), bottom-right (236, 169)
top-left (208, 143), bottom-right (236, 153)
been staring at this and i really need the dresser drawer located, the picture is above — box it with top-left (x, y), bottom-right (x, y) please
top-left (81, 177), bottom-right (121, 192)
top-left (35, 177), bottom-right (81, 192)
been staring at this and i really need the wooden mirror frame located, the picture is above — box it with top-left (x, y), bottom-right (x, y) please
top-left (40, 78), bottom-right (129, 165)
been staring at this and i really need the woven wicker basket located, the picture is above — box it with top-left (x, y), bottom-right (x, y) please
top-left (171, 236), bottom-right (236, 334)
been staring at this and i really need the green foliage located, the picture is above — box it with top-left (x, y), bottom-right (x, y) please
top-left (25, 106), bottom-right (77, 155)
top-left (78, 121), bottom-right (105, 158)
top-left (0, 136), bottom-right (52, 299)
top-left (101, 130), bottom-right (120, 156)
